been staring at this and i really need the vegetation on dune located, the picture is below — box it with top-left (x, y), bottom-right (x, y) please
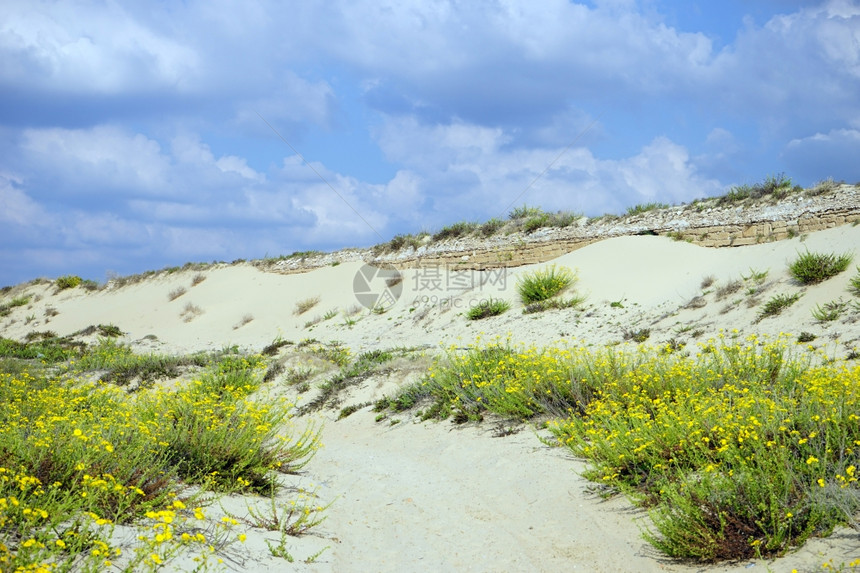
top-left (516, 264), bottom-right (578, 306)
top-left (377, 335), bottom-right (860, 563)
top-left (0, 336), bottom-right (323, 571)
top-left (466, 298), bottom-right (511, 320)
top-left (789, 250), bottom-right (853, 285)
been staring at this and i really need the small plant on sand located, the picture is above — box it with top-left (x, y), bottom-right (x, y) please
top-left (715, 280), bottom-right (743, 300)
top-left (789, 250), bottom-right (853, 285)
top-left (181, 302), bottom-right (204, 322)
top-left (811, 299), bottom-right (847, 322)
top-left (517, 265), bottom-right (576, 304)
top-left (97, 324), bottom-right (123, 337)
top-left (742, 268), bottom-right (769, 284)
top-left (523, 295), bottom-right (586, 315)
top-left (467, 298), bottom-right (511, 320)
top-left (294, 296), bottom-right (321, 316)
top-left (55, 275), bottom-right (82, 290)
top-left (190, 273), bottom-right (206, 286)
top-left (757, 293), bottom-right (801, 321)
top-left (797, 331), bottom-right (817, 343)
top-left (234, 314), bottom-right (254, 329)
top-left (623, 328), bottom-right (651, 343)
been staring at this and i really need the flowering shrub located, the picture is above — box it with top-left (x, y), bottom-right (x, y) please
top-left (405, 334), bottom-right (860, 561)
top-left (0, 345), bottom-right (321, 570)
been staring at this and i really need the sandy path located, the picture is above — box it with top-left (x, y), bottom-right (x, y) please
top-left (305, 411), bottom-right (685, 573)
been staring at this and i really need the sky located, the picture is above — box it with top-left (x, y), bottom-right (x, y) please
top-left (2, 0), bottom-right (859, 285)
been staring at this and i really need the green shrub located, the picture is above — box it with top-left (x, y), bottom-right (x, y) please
top-left (55, 275), bottom-right (82, 290)
top-left (467, 298), bottom-right (511, 320)
top-left (517, 265), bottom-right (576, 304)
top-left (789, 251), bottom-right (853, 285)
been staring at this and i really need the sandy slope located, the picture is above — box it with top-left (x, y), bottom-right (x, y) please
top-left (2, 225), bottom-right (860, 571)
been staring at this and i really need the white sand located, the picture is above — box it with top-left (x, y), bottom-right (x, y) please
top-left (2, 225), bottom-right (860, 571)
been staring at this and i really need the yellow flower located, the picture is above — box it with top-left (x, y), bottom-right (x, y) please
top-left (238, 533), bottom-right (247, 543)
top-left (806, 456), bottom-right (819, 465)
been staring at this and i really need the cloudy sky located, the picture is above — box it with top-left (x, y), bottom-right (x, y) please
top-left (2, 0), bottom-right (859, 285)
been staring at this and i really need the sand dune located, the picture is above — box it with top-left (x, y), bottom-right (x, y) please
top-left (2, 224), bottom-right (860, 572)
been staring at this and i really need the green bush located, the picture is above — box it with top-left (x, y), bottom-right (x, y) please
top-left (55, 275), bottom-right (83, 290)
top-left (467, 298), bottom-right (511, 320)
top-left (789, 251), bottom-right (853, 285)
top-left (517, 265), bottom-right (576, 304)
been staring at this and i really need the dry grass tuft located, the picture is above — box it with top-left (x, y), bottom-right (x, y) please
top-left (294, 296), bottom-right (321, 316)
top-left (168, 287), bottom-right (187, 301)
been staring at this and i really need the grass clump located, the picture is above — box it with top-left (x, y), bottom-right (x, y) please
top-left (625, 202), bottom-right (670, 216)
top-left (758, 293), bottom-right (801, 321)
top-left (789, 250), bottom-right (853, 285)
top-left (390, 335), bottom-right (860, 562)
top-left (466, 298), bottom-right (511, 320)
top-left (718, 173), bottom-right (795, 205)
top-left (509, 205), bottom-right (544, 219)
top-left (522, 295), bottom-right (586, 315)
top-left (300, 348), bottom-right (398, 413)
top-left (811, 300), bottom-right (848, 322)
top-left (516, 264), bottom-right (576, 304)
top-left (0, 295), bottom-right (30, 317)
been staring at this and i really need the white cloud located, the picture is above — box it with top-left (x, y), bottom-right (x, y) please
top-left (0, 1), bottom-right (199, 93)
top-left (373, 115), bottom-right (721, 222)
top-left (0, 171), bottom-right (43, 226)
top-left (22, 125), bottom-right (170, 193)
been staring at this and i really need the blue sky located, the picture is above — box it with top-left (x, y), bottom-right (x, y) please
top-left (2, 0), bottom-right (859, 285)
